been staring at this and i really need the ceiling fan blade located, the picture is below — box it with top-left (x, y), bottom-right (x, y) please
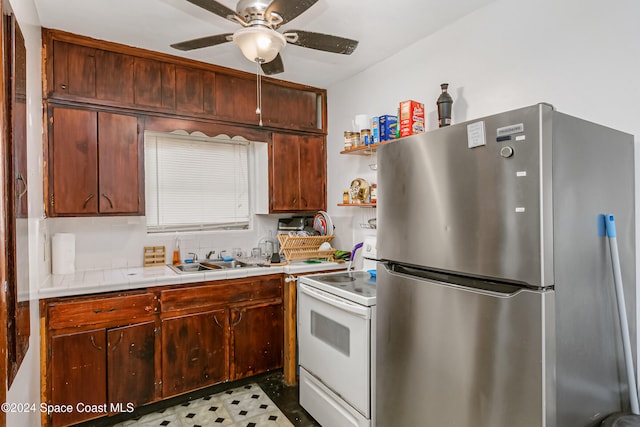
top-left (286, 30), bottom-right (358, 55)
top-left (265, 0), bottom-right (319, 25)
top-left (170, 33), bottom-right (232, 51)
top-left (185, 0), bottom-right (244, 24)
top-left (261, 54), bottom-right (285, 75)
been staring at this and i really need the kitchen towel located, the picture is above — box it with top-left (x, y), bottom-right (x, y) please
top-left (52, 233), bottom-right (75, 275)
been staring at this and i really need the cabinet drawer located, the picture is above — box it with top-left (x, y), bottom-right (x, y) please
top-left (160, 277), bottom-right (283, 313)
top-left (48, 293), bottom-right (157, 330)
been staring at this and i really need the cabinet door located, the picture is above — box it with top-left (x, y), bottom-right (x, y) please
top-left (162, 309), bottom-right (227, 397)
top-left (134, 59), bottom-right (176, 110)
top-left (95, 50), bottom-right (134, 104)
top-left (50, 329), bottom-right (107, 427)
top-left (262, 83), bottom-right (319, 130)
top-left (97, 112), bottom-right (141, 214)
top-left (107, 321), bottom-right (157, 409)
top-left (231, 301), bottom-right (283, 380)
top-left (270, 133), bottom-right (301, 212)
top-left (50, 107), bottom-right (99, 214)
top-left (175, 67), bottom-right (215, 115)
top-left (298, 135), bottom-right (326, 211)
top-left (214, 74), bottom-right (257, 124)
top-left (52, 40), bottom-right (96, 98)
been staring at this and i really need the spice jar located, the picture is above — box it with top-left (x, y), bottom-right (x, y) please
top-left (360, 129), bottom-right (372, 146)
top-left (370, 183), bottom-right (377, 204)
top-left (344, 131), bottom-right (353, 150)
top-left (343, 190), bottom-right (350, 204)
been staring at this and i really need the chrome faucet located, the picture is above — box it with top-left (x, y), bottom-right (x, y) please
top-left (206, 250), bottom-right (216, 259)
top-left (188, 252), bottom-right (198, 262)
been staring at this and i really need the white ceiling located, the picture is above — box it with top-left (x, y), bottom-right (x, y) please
top-left (32, 0), bottom-right (494, 88)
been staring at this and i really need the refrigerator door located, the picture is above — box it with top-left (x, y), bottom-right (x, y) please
top-left (377, 104), bottom-right (552, 287)
top-left (376, 263), bottom-right (555, 427)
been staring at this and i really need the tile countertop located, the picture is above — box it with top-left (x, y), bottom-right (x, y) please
top-left (39, 261), bottom-right (347, 299)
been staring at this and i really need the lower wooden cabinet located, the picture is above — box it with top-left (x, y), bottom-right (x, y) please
top-left (48, 321), bottom-right (157, 426)
top-left (161, 308), bottom-right (227, 397)
top-left (43, 291), bottom-right (159, 426)
top-left (42, 276), bottom-right (284, 426)
top-left (231, 301), bottom-right (283, 380)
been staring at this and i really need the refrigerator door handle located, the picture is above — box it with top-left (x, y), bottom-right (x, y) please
top-left (299, 283), bottom-right (371, 319)
top-left (384, 263), bottom-right (525, 297)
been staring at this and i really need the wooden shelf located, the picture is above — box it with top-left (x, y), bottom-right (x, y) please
top-left (340, 140), bottom-right (392, 155)
top-left (338, 203), bottom-right (377, 207)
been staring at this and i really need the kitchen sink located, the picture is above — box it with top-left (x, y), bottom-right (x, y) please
top-left (168, 259), bottom-right (250, 274)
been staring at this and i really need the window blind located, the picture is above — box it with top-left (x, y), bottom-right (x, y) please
top-left (145, 132), bottom-right (250, 232)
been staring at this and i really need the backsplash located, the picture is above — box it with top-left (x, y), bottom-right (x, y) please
top-left (47, 216), bottom-right (281, 272)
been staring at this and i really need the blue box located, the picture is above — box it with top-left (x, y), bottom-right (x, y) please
top-left (379, 115), bottom-right (397, 142)
top-left (372, 117), bottom-right (380, 144)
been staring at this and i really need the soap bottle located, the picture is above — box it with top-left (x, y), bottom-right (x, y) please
top-left (172, 235), bottom-right (181, 265)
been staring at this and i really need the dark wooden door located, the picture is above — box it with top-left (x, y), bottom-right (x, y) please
top-left (50, 107), bottom-right (98, 214)
top-left (134, 58), bottom-right (176, 110)
top-left (50, 329), bottom-right (107, 427)
top-left (107, 321), bottom-right (157, 409)
top-left (52, 40), bottom-right (96, 98)
top-left (97, 112), bottom-right (140, 214)
top-left (214, 74), bottom-right (257, 124)
top-left (298, 134), bottom-right (326, 211)
top-left (95, 50), bottom-right (134, 104)
top-left (270, 133), bottom-right (301, 212)
top-left (263, 84), bottom-right (319, 130)
top-left (231, 301), bottom-right (283, 379)
top-left (161, 309), bottom-right (227, 397)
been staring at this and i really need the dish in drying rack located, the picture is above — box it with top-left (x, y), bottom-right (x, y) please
top-left (313, 211), bottom-right (334, 236)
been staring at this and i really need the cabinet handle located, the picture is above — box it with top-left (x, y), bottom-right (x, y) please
top-left (110, 331), bottom-right (124, 352)
top-left (102, 194), bottom-right (114, 208)
top-left (82, 193), bottom-right (95, 209)
top-left (231, 311), bottom-right (244, 328)
top-left (16, 172), bottom-right (27, 199)
top-left (92, 307), bottom-right (116, 314)
top-left (60, 84), bottom-right (67, 90)
top-left (90, 335), bottom-right (103, 351)
top-left (213, 314), bottom-right (223, 328)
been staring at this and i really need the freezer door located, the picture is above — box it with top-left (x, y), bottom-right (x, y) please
top-left (376, 264), bottom-right (555, 427)
top-left (377, 104), bottom-right (552, 287)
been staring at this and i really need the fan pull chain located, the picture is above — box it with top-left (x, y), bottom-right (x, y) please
top-left (256, 61), bottom-right (263, 126)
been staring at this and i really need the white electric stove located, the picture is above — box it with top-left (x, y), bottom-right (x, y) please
top-left (298, 237), bottom-right (377, 427)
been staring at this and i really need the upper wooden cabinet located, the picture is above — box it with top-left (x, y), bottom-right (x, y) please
top-left (43, 29), bottom-right (327, 133)
top-left (270, 133), bottom-right (326, 212)
top-left (47, 106), bottom-right (142, 216)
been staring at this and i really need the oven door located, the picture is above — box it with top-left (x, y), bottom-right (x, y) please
top-left (298, 281), bottom-right (371, 417)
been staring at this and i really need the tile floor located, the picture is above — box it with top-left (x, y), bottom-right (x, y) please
top-left (81, 372), bottom-right (321, 427)
top-left (113, 383), bottom-right (292, 427)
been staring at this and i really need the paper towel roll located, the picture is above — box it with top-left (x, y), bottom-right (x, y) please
top-left (52, 233), bottom-right (75, 275)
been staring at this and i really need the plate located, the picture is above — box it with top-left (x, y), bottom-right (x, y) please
top-left (314, 211), bottom-right (334, 236)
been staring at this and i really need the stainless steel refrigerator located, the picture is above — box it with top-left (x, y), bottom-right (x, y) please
top-left (376, 103), bottom-right (635, 427)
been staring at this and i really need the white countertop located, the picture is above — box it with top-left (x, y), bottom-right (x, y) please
top-left (39, 261), bottom-right (347, 299)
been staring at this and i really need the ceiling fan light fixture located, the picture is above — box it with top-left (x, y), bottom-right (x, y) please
top-left (233, 26), bottom-right (285, 63)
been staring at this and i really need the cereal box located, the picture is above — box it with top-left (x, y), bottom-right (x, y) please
top-left (399, 100), bottom-right (425, 137)
top-left (379, 115), bottom-right (397, 142)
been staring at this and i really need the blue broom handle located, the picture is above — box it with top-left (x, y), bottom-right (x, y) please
top-left (605, 213), bottom-right (640, 414)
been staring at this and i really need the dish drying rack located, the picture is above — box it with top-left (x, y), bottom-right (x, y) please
top-left (277, 235), bottom-right (336, 263)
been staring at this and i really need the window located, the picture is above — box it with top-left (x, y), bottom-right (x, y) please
top-left (144, 131), bottom-right (250, 232)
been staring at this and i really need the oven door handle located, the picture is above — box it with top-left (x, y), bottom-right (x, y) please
top-left (299, 283), bottom-right (371, 319)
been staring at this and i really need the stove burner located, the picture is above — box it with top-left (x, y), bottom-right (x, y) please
top-left (320, 275), bottom-right (356, 283)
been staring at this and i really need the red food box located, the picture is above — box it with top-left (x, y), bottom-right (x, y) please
top-left (399, 100), bottom-right (425, 137)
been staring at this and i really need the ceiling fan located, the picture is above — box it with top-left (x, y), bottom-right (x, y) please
top-left (171, 0), bottom-right (359, 75)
